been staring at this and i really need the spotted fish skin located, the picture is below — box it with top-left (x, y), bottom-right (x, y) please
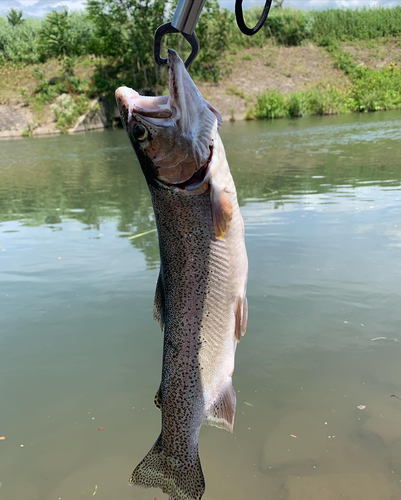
top-left (115, 50), bottom-right (248, 500)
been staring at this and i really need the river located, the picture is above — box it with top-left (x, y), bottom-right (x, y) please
top-left (1, 111), bottom-right (401, 500)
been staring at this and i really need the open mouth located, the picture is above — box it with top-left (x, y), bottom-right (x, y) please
top-left (115, 89), bottom-right (173, 123)
top-left (115, 50), bottom-right (183, 126)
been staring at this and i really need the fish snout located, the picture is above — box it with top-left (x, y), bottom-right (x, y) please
top-left (115, 87), bottom-right (139, 121)
top-left (167, 49), bottom-right (183, 69)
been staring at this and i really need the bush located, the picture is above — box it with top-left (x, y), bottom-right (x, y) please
top-left (350, 64), bottom-right (401, 112)
top-left (249, 86), bottom-right (350, 119)
top-left (51, 93), bottom-right (91, 132)
top-left (311, 6), bottom-right (401, 41)
top-left (0, 16), bottom-right (42, 64)
top-left (250, 90), bottom-right (288, 119)
top-left (190, 1), bottom-right (234, 81)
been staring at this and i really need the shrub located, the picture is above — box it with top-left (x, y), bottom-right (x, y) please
top-left (0, 16), bottom-right (42, 64)
top-left (251, 90), bottom-right (288, 119)
top-left (51, 93), bottom-right (91, 132)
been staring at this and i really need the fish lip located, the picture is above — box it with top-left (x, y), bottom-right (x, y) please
top-left (115, 49), bottom-right (195, 129)
top-left (115, 87), bottom-right (173, 124)
top-left (167, 49), bottom-right (183, 107)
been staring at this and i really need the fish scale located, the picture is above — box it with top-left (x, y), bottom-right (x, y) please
top-left (116, 49), bottom-right (248, 500)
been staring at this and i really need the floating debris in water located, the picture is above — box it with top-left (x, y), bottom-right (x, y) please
top-left (92, 485), bottom-right (98, 496)
top-left (357, 405), bottom-right (366, 410)
top-left (128, 229), bottom-right (156, 240)
top-left (97, 427), bottom-right (104, 431)
top-left (290, 434), bottom-right (297, 438)
top-left (371, 337), bottom-right (387, 341)
top-left (0, 436), bottom-right (5, 440)
top-left (243, 401), bottom-right (253, 407)
top-left (391, 394), bottom-right (401, 401)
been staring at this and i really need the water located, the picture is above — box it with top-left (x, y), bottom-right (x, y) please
top-left (1, 111), bottom-right (401, 500)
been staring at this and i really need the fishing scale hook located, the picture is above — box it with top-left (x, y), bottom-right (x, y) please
top-left (154, 0), bottom-right (272, 68)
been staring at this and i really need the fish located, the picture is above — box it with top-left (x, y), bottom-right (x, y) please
top-left (115, 49), bottom-right (248, 500)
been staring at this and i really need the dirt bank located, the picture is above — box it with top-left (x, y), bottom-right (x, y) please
top-left (0, 39), bottom-right (398, 138)
top-left (197, 43), bottom-right (348, 120)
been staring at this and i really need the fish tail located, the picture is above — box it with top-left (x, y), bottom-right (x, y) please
top-left (129, 434), bottom-right (205, 500)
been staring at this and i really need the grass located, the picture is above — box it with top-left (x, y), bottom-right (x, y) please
top-left (247, 40), bottom-right (401, 120)
top-left (226, 86), bottom-right (248, 100)
top-left (246, 86), bottom-right (351, 119)
top-left (2, 6), bottom-right (401, 130)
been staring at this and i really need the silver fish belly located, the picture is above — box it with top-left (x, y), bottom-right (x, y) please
top-left (115, 49), bottom-right (248, 500)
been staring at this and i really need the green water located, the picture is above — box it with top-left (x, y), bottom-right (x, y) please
top-left (1, 111), bottom-right (401, 500)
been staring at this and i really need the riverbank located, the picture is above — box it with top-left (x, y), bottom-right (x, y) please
top-left (0, 36), bottom-right (400, 138)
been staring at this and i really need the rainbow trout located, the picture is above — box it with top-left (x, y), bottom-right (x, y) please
top-left (115, 50), bottom-right (248, 500)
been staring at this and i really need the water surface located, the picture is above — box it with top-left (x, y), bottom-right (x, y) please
top-left (1, 111), bottom-right (401, 500)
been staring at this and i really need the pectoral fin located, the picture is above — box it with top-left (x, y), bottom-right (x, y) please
top-left (234, 295), bottom-right (248, 342)
top-left (210, 180), bottom-right (233, 240)
top-left (153, 271), bottom-right (165, 330)
top-left (204, 380), bottom-right (236, 432)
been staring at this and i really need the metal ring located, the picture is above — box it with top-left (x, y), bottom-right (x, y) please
top-left (235, 0), bottom-right (272, 36)
top-left (154, 22), bottom-right (200, 68)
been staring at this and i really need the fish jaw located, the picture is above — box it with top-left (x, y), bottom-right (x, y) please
top-left (115, 50), bottom-right (222, 186)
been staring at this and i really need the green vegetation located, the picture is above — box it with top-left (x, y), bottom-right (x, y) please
top-left (247, 86), bottom-right (350, 119)
top-left (2, 4), bottom-right (401, 71)
top-left (327, 42), bottom-right (401, 112)
top-left (1, 3), bottom-right (401, 128)
top-left (248, 49), bottom-right (401, 120)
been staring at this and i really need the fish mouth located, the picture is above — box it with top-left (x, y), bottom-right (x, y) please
top-left (115, 50), bottom-right (191, 128)
top-left (115, 50), bottom-right (218, 187)
top-left (115, 88), bottom-right (173, 126)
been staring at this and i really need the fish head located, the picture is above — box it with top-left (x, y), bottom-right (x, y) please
top-left (115, 49), bottom-right (222, 186)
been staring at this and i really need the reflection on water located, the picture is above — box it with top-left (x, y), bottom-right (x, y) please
top-left (1, 111), bottom-right (401, 500)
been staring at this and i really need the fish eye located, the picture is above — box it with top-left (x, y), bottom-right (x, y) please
top-left (131, 123), bottom-right (148, 141)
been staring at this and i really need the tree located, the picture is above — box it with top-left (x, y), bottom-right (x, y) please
top-left (86, 0), bottom-right (168, 89)
top-left (6, 8), bottom-right (24, 26)
top-left (39, 8), bottom-right (75, 66)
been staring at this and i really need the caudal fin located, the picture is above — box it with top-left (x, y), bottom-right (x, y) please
top-left (129, 435), bottom-right (205, 500)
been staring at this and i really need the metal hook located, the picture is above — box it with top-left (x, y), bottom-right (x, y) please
top-left (235, 0), bottom-right (272, 36)
top-left (154, 22), bottom-right (200, 69)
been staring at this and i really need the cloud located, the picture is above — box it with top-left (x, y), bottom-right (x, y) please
top-left (0, 0), bottom-right (86, 17)
top-left (0, 0), bottom-right (398, 17)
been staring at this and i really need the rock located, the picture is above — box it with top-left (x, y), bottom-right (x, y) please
top-left (68, 98), bottom-right (109, 134)
top-left (0, 104), bottom-right (33, 135)
top-left (285, 473), bottom-right (397, 500)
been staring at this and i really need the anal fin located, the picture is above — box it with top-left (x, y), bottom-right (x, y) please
top-left (153, 271), bottom-right (165, 330)
top-left (204, 380), bottom-right (236, 432)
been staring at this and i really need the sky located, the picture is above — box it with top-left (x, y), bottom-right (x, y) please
top-left (0, 0), bottom-right (399, 18)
